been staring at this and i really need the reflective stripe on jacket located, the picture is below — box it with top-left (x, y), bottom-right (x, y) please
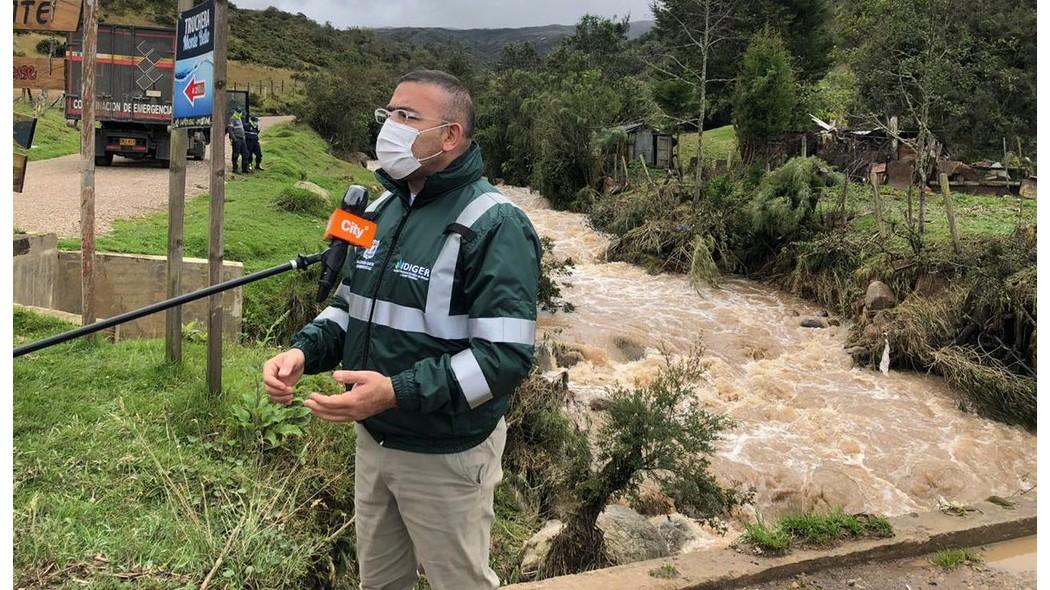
top-left (291, 142), bottom-right (541, 453)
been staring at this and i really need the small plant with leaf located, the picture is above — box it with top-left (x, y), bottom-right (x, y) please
top-left (231, 383), bottom-right (311, 449)
top-left (931, 547), bottom-right (983, 570)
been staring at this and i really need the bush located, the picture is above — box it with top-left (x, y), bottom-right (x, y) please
top-left (293, 64), bottom-right (394, 156)
top-left (34, 38), bottom-right (64, 56)
top-left (273, 184), bottom-right (328, 216)
top-left (732, 31), bottom-right (800, 164)
top-left (541, 346), bottom-right (749, 578)
top-left (538, 237), bottom-right (575, 313)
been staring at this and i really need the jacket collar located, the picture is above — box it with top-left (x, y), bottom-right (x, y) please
top-left (375, 142), bottom-right (484, 208)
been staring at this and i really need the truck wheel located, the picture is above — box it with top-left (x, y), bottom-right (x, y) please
top-left (95, 153), bottom-right (113, 167)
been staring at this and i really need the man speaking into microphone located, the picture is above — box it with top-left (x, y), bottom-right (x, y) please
top-left (261, 70), bottom-right (540, 590)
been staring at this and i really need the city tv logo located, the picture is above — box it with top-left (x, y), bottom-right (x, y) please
top-left (324, 209), bottom-right (377, 248)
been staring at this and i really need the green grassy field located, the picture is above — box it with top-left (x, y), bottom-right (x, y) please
top-left (830, 179), bottom-right (1035, 256)
top-left (678, 125), bottom-right (738, 164)
top-left (58, 122), bottom-right (379, 341)
top-left (14, 101), bottom-right (81, 161)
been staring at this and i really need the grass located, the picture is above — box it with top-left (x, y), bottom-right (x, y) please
top-left (13, 308), bottom-right (357, 588)
top-left (931, 547), bottom-right (984, 570)
top-left (832, 181), bottom-right (1035, 255)
top-left (741, 510), bottom-right (893, 555)
top-left (678, 125), bottom-right (738, 164)
top-left (14, 100), bottom-right (81, 161)
top-left (228, 60), bottom-right (301, 95)
top-left (648, 563), bottom-right (680, 579)
top-left (741, 519), bottom-right (792, 554)
top-left (57, 121), bottom-right (379, 342)
top-left (14, 306), bottom-right (543, 588)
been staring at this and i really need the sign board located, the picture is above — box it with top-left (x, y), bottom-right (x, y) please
top-left (14, 112), bottom-right (38, 149)
top-left (14, 154), bottom-right (28, 193)
top-left (14, 57), bottom-right (65, 90)
top-left (13, 0), bottom-right (83, 32)
top-left (172, 0), bottom-right (214, 128)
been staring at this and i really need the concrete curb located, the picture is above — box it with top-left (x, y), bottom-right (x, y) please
top-left (504, 495), bottom-right (1035, 590)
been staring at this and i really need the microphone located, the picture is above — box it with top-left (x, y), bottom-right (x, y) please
top-left (316, 185), bottom-right (375, 303)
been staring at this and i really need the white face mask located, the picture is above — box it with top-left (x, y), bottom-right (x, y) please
top-left (376, 119), bottom-right (449, 180)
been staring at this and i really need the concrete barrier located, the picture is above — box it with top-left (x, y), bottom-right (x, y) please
top-left (13, 233), bottom-right (57, 309)
top-left (53, 251), bottom-right (243, 340)
top-left (505, 495), bottom-right (1036, 590)
top-left (12, 233), bottom-right (243, 341)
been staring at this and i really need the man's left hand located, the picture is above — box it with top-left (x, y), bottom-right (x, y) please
top-left (304, 371), bottom-right (397, 422)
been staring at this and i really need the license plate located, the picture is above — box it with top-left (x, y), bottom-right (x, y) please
top-left (119, 138), bottom-right (136, 146)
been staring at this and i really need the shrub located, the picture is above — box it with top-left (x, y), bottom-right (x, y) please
top-left (541, 346), bottom-right (748, 578)
top-left (273, 184), bottom-right (327, 216)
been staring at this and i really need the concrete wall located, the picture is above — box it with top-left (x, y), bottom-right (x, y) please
top-left (51, 251), bottom-right (243, 340)
top-left (13, 233), bottom-right (57, 309)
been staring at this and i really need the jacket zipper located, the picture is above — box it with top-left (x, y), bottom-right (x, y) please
top-left (359, 204), bottom-right (413, 374)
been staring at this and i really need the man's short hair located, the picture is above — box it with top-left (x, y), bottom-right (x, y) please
top-left (398, 70), bottom-right (475, 138)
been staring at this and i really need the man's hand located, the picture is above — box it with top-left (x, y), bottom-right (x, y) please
top-left (304, 371), bottom-right (397, 423)
top-left (262, 348), bottom-right (306, 405)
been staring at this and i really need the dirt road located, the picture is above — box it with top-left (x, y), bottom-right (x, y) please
top-left (13, 115), bottom-right (294, 238)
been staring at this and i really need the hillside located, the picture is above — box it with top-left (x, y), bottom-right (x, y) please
top-left (19, 0), bottom-right (653, 69)
top-left (379, 20), bottom-right (655, 62)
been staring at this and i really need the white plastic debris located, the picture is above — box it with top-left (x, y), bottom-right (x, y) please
top-left (879, 338), bottom-right (890, 375)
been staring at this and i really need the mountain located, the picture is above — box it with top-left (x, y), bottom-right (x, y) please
top-left (378, 20), bottom-right (656, 63)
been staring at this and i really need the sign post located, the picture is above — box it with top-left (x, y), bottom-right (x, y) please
top-left (166, 0), bottom-right (206, 364)
top-left (207, 0), bottom-right (227, 394)
top-left (79, 0), bottom-right (98, 330)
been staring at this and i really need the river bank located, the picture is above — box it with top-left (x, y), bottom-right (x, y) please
top-left (585, 158), bottom-right (1036, 430)
top-left (508, 184), bottom-right (1035, 528)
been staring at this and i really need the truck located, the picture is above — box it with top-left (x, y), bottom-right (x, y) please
top-left (66, 24), bottom-right (209, 166)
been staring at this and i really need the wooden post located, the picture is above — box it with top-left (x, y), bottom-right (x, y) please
top-left (165, 0), bottom-right (195, 364)
top-left (80, 0), bottom-right (98, 331)
top-left (938, 173), bottom-right (962, 256)
top-left (208, 0), bottom-right (229, 394)
top-left (801, 134), bottom-right (807, 158)
top-left (869, 168), bottom-right (885, 237)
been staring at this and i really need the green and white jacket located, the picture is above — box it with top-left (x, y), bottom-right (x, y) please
top-left (291, 143), bottom-right (541, 453)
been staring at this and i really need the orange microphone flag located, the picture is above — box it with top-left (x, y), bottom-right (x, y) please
top-left (324, 209), bottom-right (377, 248)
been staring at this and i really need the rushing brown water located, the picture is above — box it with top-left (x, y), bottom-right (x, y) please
top-left (505, 185), bottom-right (1036, 527)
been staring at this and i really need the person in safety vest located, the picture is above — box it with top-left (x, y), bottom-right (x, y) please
top-left (227, 107), bottom-right (250, 174)
top-left (262, 69), bottom-right (540, 590)
top-left (245, 114), bottom-right (263, 171)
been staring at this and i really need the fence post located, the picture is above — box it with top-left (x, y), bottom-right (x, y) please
top-left (869, 168), bottom-right (885, 237)
top-left (938, 173), bottom-right (962, 256)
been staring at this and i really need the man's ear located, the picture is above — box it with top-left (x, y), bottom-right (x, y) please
top-left (443, 123), bottom-right (466, 152)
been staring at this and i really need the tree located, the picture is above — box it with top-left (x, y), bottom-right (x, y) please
top-left (731, 31), bottom-right (799, 166)
top-left (840, 0), bottom-right (1036, 161)
top-left (496, 41), bottom-right (541, 72)
top-left (651, 0), bottom-right (751, 203)
top-left (541, 348), bottom-right (748, 578)
top-left (651, 79), bottom-right (700, 173)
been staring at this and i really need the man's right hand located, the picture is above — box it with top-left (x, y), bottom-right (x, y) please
top-left (262, 348), bottom-right (306, 405)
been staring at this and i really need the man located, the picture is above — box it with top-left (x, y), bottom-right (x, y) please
top-left (262, 70), bottom-right (540, 590)
top-left (227, 107), bottom-right (249, 174)
top-left (245, 114), bottom-right (263, 171)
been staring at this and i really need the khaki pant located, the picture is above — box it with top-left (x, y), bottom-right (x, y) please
top-left (354, 419), bottom-right (507, 590)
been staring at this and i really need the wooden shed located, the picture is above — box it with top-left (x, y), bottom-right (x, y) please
top-left (617, 123), bottom-right (676, 170)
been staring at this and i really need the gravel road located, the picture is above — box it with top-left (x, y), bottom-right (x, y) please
top-left (13, 115), bottom-right (294, 238)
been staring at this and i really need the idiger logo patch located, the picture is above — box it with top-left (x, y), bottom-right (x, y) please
top-left (392, 259), bottom-right (431, 282)
top-left (356, 239), bottom-right (380, 271)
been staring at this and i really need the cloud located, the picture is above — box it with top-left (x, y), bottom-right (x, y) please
top-left (234, 0), bottom-right (653, 29)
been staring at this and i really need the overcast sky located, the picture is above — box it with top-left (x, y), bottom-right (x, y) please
top-left (234, 0), bottom-right (654, 29)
